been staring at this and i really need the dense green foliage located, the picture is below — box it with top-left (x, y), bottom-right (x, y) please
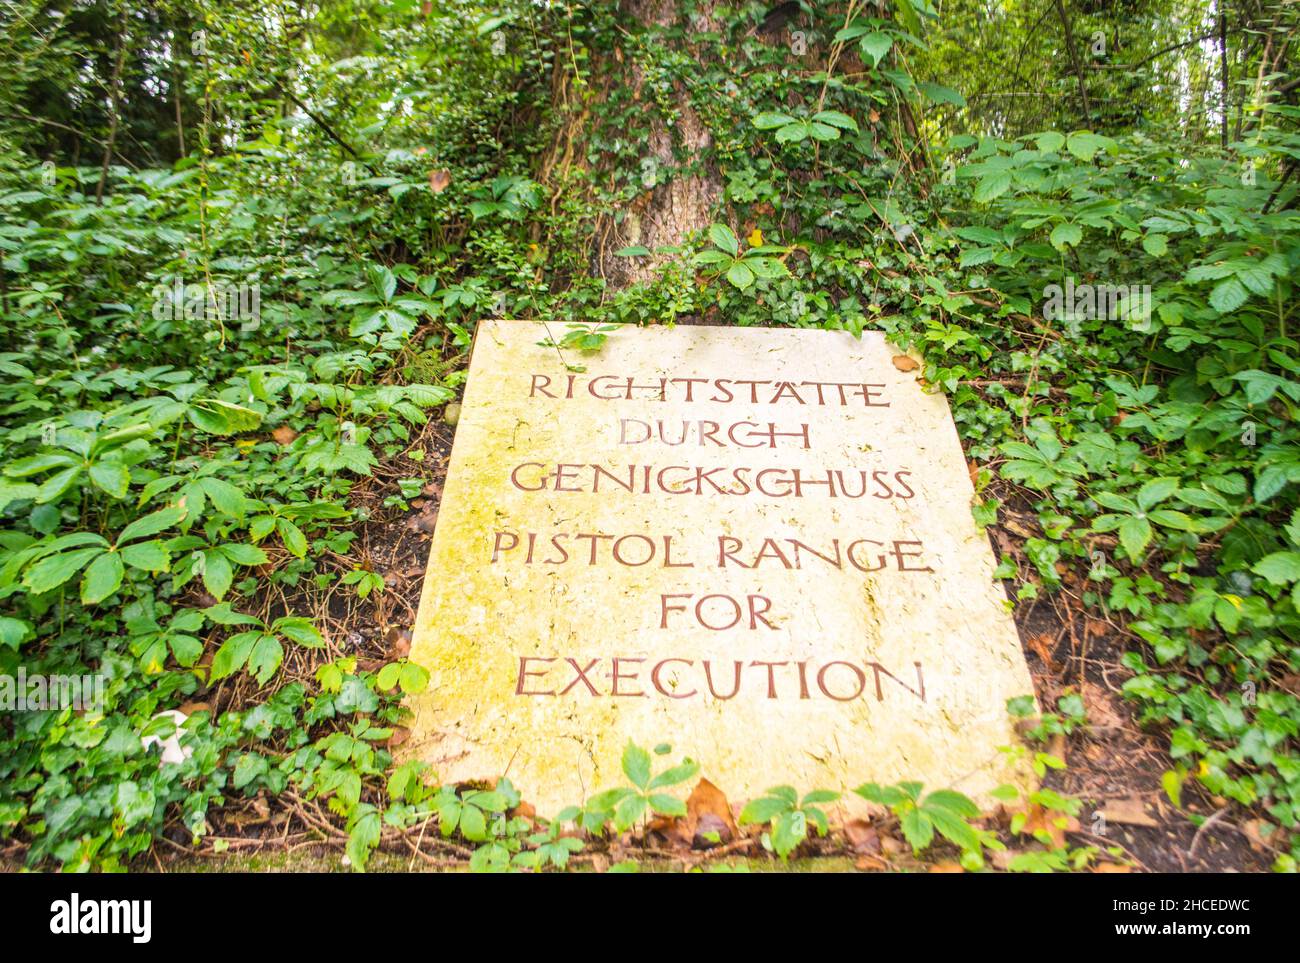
top-left (0, 0), bottom-right (1297, 871)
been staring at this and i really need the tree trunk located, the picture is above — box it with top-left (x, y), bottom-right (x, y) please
top-left (538, 1), bottom-right (740, 295)
top-left (595, 1), bottom-right (722, 290)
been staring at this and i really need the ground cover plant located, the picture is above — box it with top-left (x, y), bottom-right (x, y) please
top-left (0, 0), bottom-right (1296, 873)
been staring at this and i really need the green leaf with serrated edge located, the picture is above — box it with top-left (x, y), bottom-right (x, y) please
top-left (219, 542), bottom-right (268, 567)
top-left (203, 602), bottom-right (262, 627)
top-left (621, 741), bottom-right (651, 789)
top-left (120, 540), bottom-right (169, 572)
top-left (973, 170), bottom-right (1011, 202)
top-left (613, 794), bottom-right (647, 831)
top-left (739, 795), bottom-right (790, 824)
top-left (209, 631), bottom-right (261, 681)
top-left (1253, 551), bottom-right (1300, 585)
top-left (88, 461), bottom-right (130, 499)
top-left (274, 617), bottom-right (324, 648)
top-left (118, 505), bottom-right (186, 544)
top-left (276, 518), bottom-right (307, 557)
top-left (753, 111), bottom-right (795, 130)
top-left (859, 32), bottom-right (893, 67)
top-left (812, 110), bottom-right (858, 132)
top-left (647, 794), bottom-right (686, 817)
top-left (726, 260), bottom-right (755, 289)
top-left (248, 634), bottom-right (284, 685)
top-left (1118, 515), bottom-right (1152, 560)
top-left (1049, 222), bottom-right (1081, 249)
top-left (201, 550), bottom-right (234, 600)
top-left (647, 759), bottom-right (699, 790)
top-left (899, 808), bottom-right (934, 852)
top-left (24, 547), bottom-right (103, 594)
top-left (771, 809), bottom-right (807, 858)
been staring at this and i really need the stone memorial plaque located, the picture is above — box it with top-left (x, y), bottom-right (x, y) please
top-left (407, 320), bottom-right (1035, 812)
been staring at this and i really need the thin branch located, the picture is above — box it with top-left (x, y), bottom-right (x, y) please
top-left (282, 90), bottom-right (378, 176)
top-left (1126, 29), bottom-right (1246, 73)
top-left (1053, 0), bottom-right (1092, 126)
top-left (96, 2), bottom-right (129, 204)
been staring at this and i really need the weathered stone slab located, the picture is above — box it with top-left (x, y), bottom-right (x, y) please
top-left (407, 320), bottom-right (1035, 814)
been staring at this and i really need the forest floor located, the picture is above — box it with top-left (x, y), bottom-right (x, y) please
top-left (114, 403), bottom-right (1272, 874)
top-left (0, 391), bottom-right (1271, 875)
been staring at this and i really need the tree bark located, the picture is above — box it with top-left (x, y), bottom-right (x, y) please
top-left (596, 0), bottom-right (723, 291)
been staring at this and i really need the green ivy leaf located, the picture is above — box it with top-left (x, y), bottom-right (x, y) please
top-left (0, 616), bottom-right (33, 650)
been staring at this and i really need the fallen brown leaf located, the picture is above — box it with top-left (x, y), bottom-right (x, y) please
top-left (844, 818), bottom-right (880, 855)
top-left (1085, 617), bottom-right (1110, 638)
top-left (271, 425), bottom-right (298, 446)
top-left (680, 778), bottom-right (737, 849)
top-left (405, 507), bottom-right (438, 534)
top-left (1018, 802), bottom-right (1080, 848)
top-left (1082, 681), bottom-right (1125, 729)
top-left (428, 169), bottom-right (451, 193)
top-left (645, 812), bottom-right (682, 843)
top-left (1097, 796), bottom-right (1157, 828)
top-left (929, 861), bottom-right (965, 873)
top-left (386, 625), bottom-right (412, 659)
top-left (891, 355), bottom-right (919, 372)
top-left (1094, 862), bottom-right (1133, 873)
top-left (1241, 818), bottom-right (1274, 853)
top-left (1027, 633), bottom-right (1061, 673)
